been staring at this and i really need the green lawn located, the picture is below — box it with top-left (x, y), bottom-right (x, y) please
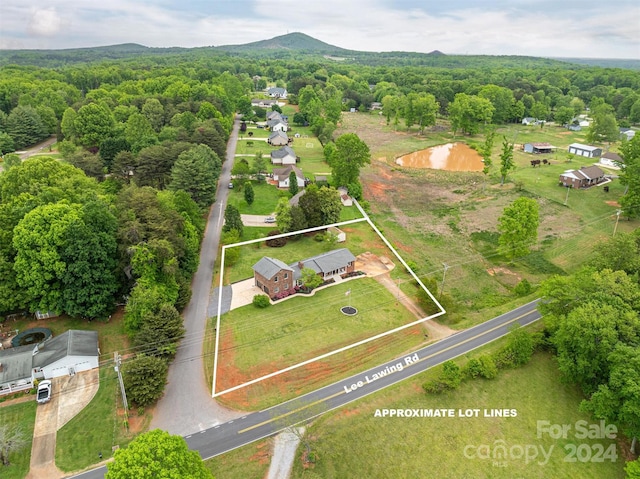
top-left (55, 367), bottom-right (138, 472)
top-left (227, 181), bottom-right (285, 215)
top-left (222, 278), bottom-right (419, 372)
top-left (0, 401), bottom-right (37, 479)
top-left (291, 352), bottom-right (626, 479)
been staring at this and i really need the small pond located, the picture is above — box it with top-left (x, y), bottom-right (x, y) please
top-left (11, 327), bottom-right (53, 347)
top-left (395, 143), bottom-right (484, 171)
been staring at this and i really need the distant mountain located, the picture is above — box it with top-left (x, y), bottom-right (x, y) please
top-left (217, 32), bottom-right (353, 55)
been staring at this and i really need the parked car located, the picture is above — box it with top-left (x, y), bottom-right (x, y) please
top-left (264, 216), bottom-right (276, 223)
top-left (228, 182), bottom-right (234, 189)
top-left (37, 380), bottom-right (52, 404)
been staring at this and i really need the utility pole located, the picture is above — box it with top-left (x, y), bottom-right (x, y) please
top-left (440, 263), bottom-right (450, 300)
top-left (613, 209), bottom-right (621, 236)
top-left (114, 352), bottom-right (129, 421)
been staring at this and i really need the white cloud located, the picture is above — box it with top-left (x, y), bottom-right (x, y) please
top-left (28, 7), bottom-right (64, 37)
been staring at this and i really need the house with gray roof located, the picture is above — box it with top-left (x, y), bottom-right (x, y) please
top-left (559, 165), bottom-right (605, 188)
top-left (273, 165), bottom-right (305, 189)
top-left (267, 118), bottom-right (288, 132)
top-left (0, 330), bottom-right (99, 395)
top-left (253, 249), bottom-right (357, 297)
top-left (270, 146), bottom-right (297, 165)
top-left (267, 87), bottom-right (287, 99)
top-left (268, 130), bottom-right (289, 146)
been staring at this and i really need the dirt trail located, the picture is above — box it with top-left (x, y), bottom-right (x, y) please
top-left (373, 272), bottom-right (455, 341)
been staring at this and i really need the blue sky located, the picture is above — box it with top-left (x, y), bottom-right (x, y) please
top-left (0, 0), bottom-right (638, 58)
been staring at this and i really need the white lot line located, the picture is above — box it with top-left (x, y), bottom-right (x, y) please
top-left (212, 200), bottom-right (446, 397)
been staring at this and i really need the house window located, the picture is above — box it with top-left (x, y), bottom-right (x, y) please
top-left (274, 276), bottom-right (278, 282)
top-left (284, 283), bottom-right (289, 289)
top-left (274, 287), bottom-right (280, 293)
top-left (284, 273), bottom-right (288, 279)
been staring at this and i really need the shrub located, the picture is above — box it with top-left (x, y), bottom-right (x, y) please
top-left (514, 278), bottom-right (532, 296)
top-left (252, 294), bottom-right (270, 308)
top-left (266, 229), bottom-right (287, 247)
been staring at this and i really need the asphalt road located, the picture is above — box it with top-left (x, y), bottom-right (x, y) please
top-left (70, 299), bottom-right (541, 478)
top-left (148, 117), bottom-right (243, 435)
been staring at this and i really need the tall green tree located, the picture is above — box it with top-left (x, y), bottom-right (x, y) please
top-left (74, 102), bottom-right (115, 147)
top-left (122, 355), bottom-right (169, 408)
top-left (330, 133), bottom-right (370, 187)
top-left (498, 136), bottom-right (515, 185)
top-left (288, 171), bottom-right (299, 196)
top-left (5, 105), bottom-right (48, 149)
top-left (478, 84), bottom-right (515, 124)
top-left (586, 111), bottom-right (619, 144)
top-left (619, 135), bottom-right (640, 219)
top-left (497, 197), bottom-right (539, 260)
top-left (223, 204), bottom-right (243, 236)
top-left (481, 130), bottom-right (495, 176)
top-left (448, 93), bottom-right (495, 135)
top-left (169, 144), bottom-right (221, 208)
top-left (244, 181), bottom-right (255, 205)
top-left (12, 201), bottom-right (118, 317)
top-left (105, 429), bottom-right (213, 479)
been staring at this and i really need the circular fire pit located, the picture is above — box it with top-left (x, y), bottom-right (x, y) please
top-left (341, 306), bottom-right (358, 316)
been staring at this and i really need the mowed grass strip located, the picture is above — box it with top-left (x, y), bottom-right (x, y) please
top-left (0, 401), bottom-right (37, 479)
top-left (292, 353), bottom-right (626, 479)
top-left (56, 367), bottom-right (135, 472)
top-left (223, 278), bottom-right (418, 372)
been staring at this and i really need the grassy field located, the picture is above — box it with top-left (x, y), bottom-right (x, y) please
top-left (221, 278), bottom-right (419, 373)
top-left (55, 366), bottom-right (142, 472)
top-left (290, 352), bottom-right (626, 479)
top-left (333, 112), bottom-right (639, 326)
top-left (227, 181), bottom-right (286, 215)
top-left (0, 401), bottom-right (37, 479)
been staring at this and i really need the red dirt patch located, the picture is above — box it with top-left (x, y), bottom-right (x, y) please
top-left (605, 200), bottom-right (621, 207)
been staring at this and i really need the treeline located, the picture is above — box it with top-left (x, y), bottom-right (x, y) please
top-left (1, 49), bottom-right (639, 158)
top-left (538, 231), bottom-right (640, 457)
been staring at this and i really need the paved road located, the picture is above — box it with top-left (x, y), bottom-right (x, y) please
top-left (148, 118), bottom-right (243, 435)
top-left (71, 299), bottom-right (541, 478)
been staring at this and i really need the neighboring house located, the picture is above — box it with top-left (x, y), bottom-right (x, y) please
top-left (251, 99), bottom-right (279, 108)
top-left (0, 330), bottom-right (99, 395)
top-left (370, 102), bottom-right (383, 111)
top-left (252, 248), bottom-right (357, 295)
top-left (273, 165), bottom-right (305, 188)
top-left (267, 119), bottom-right (288, 132)
top-left (268, 131), bottom-right (289, 146)
top-left (266, 111), bottom-right (284, 121)
top-left (559, 165), bottom-right (605, 188)
top-left (523, 142), bottom-right (555, 154)
top-left (567, 123), bottom-right (581, 131)
top-left (568, 143), bottom-right (602, 158)
top-left (620, 128), bottom-right (636, 141)
top-left (522, 117), bottom-right (537, 126)
top-left (270, 146), bottom-right (297, 165)
top-left (599, 151), bottom-right (623, 169)
top-left (267, 87), bottom-right (287, 99)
